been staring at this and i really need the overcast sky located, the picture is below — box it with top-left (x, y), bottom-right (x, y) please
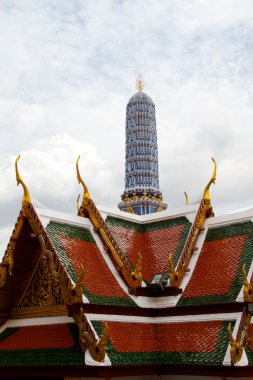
top-left (1, 0), bottom-right (253, 254)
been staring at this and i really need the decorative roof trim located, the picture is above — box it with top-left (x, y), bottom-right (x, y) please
top-left (169, 158), bottom-right (217, 288)
top-left (0, 210), bottom-right (24, 289)
top-left (76, 156), bottom-right (142, 289)
top-left (1, 204), bottom-right (74, 315)
top-left (72, 306), bottom-right (109, 363)
top-left (242, 263), bottom-right (253, 302)
top-left (203, 157), bottom-right (217, 202)
top-left (226, 308), bottom-right (250, 366)
top-left (10, 304), bottom-right (68, 320)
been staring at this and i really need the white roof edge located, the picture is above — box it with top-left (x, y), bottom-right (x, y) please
top-left (205, 206), bottom-right (253, 228)
top-left (86, 312), bottom-right (242, 323)
top-left (0, 316), bottom-right (74, 333)
top-left (99, 203), bottom-right (199, 224)
top-left (34, 203), bottom-right (253, 230)
top-left (34, 203), bottom-right (200, 227)
top-left (34, 207), bottom-right (92, 229)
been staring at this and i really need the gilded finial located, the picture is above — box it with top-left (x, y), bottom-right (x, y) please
top-left (76, 155), bottom-right (91, 204)
top-left (77, 194), bottom-right (80, 213)
top-left (184, 191), bottom-right (189, 205)
top-left (168, 253), bottom-right (179, 285)
top-left (136, 75), bottom-right (144, 92)
top-left (15, 154), bottom-right (31, 208)
top-left (131, 252), bottom-right (143, 283)
top-left (228, 321), bottom-right (248, 365)
top-left (203, 157), bottom-right (217, 201)
top-left (242, 263), bottom-right (253, 302)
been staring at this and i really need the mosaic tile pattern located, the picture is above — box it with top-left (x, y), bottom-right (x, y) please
top-left (106, 216), bottom-right (192, 283)
top-left (179, 221), bottom-right (253, 306)
top-left (119, 90), bottom-right (167, 214)
top-left (0, 324), bottom-right (84, 365)
top-left (92, 319), bottom-right (232, 365)
top-left (46, 221), bottom-right (136, 307)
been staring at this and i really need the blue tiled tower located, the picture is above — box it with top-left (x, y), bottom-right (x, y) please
top-left (118, 78), bottom-right (167, 215)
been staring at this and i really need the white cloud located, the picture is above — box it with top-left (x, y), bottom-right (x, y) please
top-left (0, 132), bottom-right (113, 205)
top-left (1, 0), bottom-right (253, 255)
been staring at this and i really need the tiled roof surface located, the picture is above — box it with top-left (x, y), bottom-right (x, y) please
top-left (46, 221), bottom-right (135, 307)
top-left (106, 216), bottom-right (191, 283)
top-left (0, 323), bottom-right (84, 365)
top-left (92, 319), bottom-right (232, 365)
top-left (179, 221), bottom-right (253, 306)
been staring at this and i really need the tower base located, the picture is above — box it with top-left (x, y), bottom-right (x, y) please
top-left (118, 197), bottom-right (167, 215)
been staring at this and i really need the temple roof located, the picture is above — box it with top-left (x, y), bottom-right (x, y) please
top-left (1, 155), bottom-right (253, 376)
top-left (1, 199), bottom-right (253, 376)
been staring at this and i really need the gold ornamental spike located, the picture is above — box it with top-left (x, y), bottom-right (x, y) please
top-left (76, 155), bottom-right (91, 202)
top-left (203, 157), bottom-right (217, 201)
top-left (184, 191), bottom-right (189, 205)
top-left (242, 263), bottom-right (253, 302)
top-left (136, 75), bottom-right (144, 92)
top-left (77, 194), bottom-right (80, 213)
top-left (15, 154), bottom-right (31, 208)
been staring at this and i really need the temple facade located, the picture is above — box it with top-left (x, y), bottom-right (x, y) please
top-left (118, 78), bottom-right (167, 215)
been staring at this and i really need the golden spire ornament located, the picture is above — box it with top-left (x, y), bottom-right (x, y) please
top-left (136, 75), bottom-right (144, 92)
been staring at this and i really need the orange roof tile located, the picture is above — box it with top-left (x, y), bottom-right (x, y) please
top-left (106, 216), bottom-right (191, 282)
top-left (182, 235), bottom-right (246, 299)
top-left (61, 237), bottom-right (128, 299)
top-left (105, 320), bottom-right (222, 353)
top-left (0, 324), bottom-right (74, 350)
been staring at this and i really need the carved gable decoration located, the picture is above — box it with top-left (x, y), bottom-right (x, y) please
top-left (18, 235), bottom-right (64, 309)
top-left (19, 256), bottom-right (63, 308)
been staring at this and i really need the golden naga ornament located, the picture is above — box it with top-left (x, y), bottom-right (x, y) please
top-left (75, 156), bottom-right (142, 289)
top-left (228, 314), bottom-right (250, 366)
top-left (61, 264), bottom-right (84, 305)
top-left (184, 191), bottom-right (189, 205)
top-left (76, 194), bottom-right (81, 214)
top-left (15, 154), bottom-right (31, 208)
top-left (168, 254), bottom-right (179, 285)
top-left (131, 252), bottom-right (143, 283)
top-left (242, 263), bottom-right (253, 302)
top-left (203, 157), bottom-right (217, 203)
top-left (74, 307), bottom-right (109, 362)
top-left (76, 155), bottom-right (91, 212)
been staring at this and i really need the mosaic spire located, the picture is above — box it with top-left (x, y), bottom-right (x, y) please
top-left (118, 80), bottom-right (167, 215)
